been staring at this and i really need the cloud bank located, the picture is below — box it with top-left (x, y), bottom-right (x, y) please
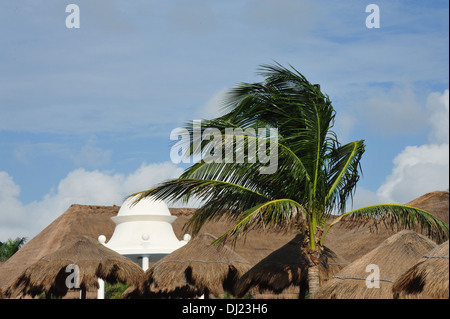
top-left (353, 89), bottom-right (449, 208)
top-left (0, 162), bottom-right (184, 240)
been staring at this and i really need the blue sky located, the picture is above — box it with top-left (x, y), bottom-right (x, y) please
top-left (0, 0), bottom-right (448, 240)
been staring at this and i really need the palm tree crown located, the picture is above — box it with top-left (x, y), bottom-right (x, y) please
top-left (136, 63), bottom-right (447, 245)
top-left (0, 237), bottom-right (27, 262)
top-left (133, 63), bottom-right (448, 297)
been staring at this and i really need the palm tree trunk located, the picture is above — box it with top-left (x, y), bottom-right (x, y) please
top-left (304, 225), bottom-right (323, 299)
top-left (307, 264), bottom-right (320, 299)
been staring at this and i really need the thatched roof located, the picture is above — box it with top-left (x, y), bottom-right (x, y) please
top-left (136, 233), bottom-right (252, 298)
top-left (5, 236), bottom-right (144, 298)
top-left (393, 240), bottom-right (449, 299)
top-left (1, 190), bottom-right (447, 299)
top-left (406, 191), bottom-right (449, 225)
top-left (0, 204), bottom-right (118, 294)
top-left (316, 231), bottom-right (437, 299)
top-left (234, 234), bottom-right (348, 298)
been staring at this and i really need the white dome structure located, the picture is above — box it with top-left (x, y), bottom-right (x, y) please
top-left (100, 195), bottom-right (189, 270)
top-left (114, 196), bottom-right (172, 216)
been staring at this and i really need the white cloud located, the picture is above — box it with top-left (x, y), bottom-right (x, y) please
top-left (376, 143), bottom-right (449, 204)
top-left (197, 87), bottom-right (229, 119)
top-left (0, 172), bottom-right (27, 228)
top-left (123, 162), bottom-right (184, 195)
top-left (46, 169), bottom-right (125, 206)
top-left (353, 89), bottom-right (449, 207)
top-left (427, 89), bottom-right (449, 144)
top-left (0, 161), bottom-right (185, 241)
top-left (350, 185), bottom-right (383, 210)
top-left (0, 172), bottom-right (21, 200)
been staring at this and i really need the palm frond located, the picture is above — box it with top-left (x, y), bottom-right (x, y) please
top-left (325, 140), bottom-right (365, 214)
top-left (213, 198), bottom-right (307, 246)
top-left (179, 132), bottom-right (310, 188)
top-left (133, 178), bottom-right (268, 207)
top-left (322, 204), bottom-right (449, 244)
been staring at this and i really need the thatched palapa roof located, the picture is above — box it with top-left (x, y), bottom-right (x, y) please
top-left (136, 233), bottom-right (252, 298)
top-left (5, 236), bottom-right (144, 298)
top-left (0, 191), bottom-right (447, 299)
top-left (234, 234), bottom-right (349, 298)
top-left (0, 204), bottom-right (118, 295)
top-left (406, 191), bottom-right (449, 226)
top-left (316, 230), bottom-right (437, 299)
top-left (393, 240), bottom-right (449, 299)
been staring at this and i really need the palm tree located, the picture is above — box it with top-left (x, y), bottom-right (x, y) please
top-left (133, 63), bottom-right (448, 298)
top-left (0, 237), bottom-right (27, 262)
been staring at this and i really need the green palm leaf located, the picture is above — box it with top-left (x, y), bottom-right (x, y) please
top-left (213, 198), bottom-right (307, 246)
top-left (325, 140), bottom-right (365, 214)
top-left (323, 204), bottom-right (449, 244)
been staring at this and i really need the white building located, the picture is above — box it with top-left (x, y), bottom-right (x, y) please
top-left (96, 195), bottom-right (190, 298)
top-left (99, 195), bottom-right (189, 271)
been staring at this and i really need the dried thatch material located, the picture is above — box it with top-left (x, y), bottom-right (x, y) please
top-left (138, 233), bottom-right (252, 298)
top-left (234, 234), bottom-right (349, 298)
top-left (0, 204), bottom-right (119, 294)
top-left (316, 230), bottom-right (437, 299)
top-left (393, 240), bottom-right (449, 299)
top-left (5, 236), bottom-right (143, 299)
